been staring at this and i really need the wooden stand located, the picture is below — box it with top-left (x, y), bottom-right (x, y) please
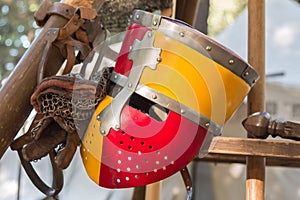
top-left (246, 1), bottom-right (266, 200)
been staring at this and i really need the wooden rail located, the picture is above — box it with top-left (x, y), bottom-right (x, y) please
top-left (197, 136), bottom-right (300, 168)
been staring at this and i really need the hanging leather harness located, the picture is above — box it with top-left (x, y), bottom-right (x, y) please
top-left (10, 0), bottom-right (109, 197)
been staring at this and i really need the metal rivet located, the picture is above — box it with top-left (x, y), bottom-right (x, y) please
top-left (179, 32), bottom-right (185, 37)
top-left (206, 46), bottom-right (212, 51)
top-left (136, 14), bottom-right (140, 20)
top-left (181, 109), bottom-right (185, 114)
top-left (152, 94), bottom-right (157, 99)
top-left (96, 115), bottom-right (101, 121)
top-left (205, 122), bottom-right (210, 127)
top-left (114, 74), bottom-right (118, 79)
top-left (229, 59), bottom-right (234, 64)
top-left (128, 83), bottom-right (132, 88)
top-left (148, 32), bottom-right (153, 37)
top-left (115, 124), bottom-right (120, 130)
top-left (244, 71), bottom-right (249, 76)
top-left (157, 57), bottom-right (162, 62)
top-left (153, 20), bottom-right (157, 26)
top-left (100, 130), bottom-right (105, 135)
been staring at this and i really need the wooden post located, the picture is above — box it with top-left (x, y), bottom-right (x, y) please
top-left (246, 1), bottom-right (266, 200)
top-left (145, 182), bottom-right (161, 200)
top-left (0, 0), bottom-right (104, 159)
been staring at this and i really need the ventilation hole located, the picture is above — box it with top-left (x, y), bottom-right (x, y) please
top-left (118, 150), bottom-right (122, 155)
top-left (125, 177), bottom-right (130, 181)
top-left (144, 172), bottom-right (149, 176)
top-left (171, 161), bottom-right (175, 165)
top-left (128, 156), bottom-right (132, 161)
top-left (141, 141), bottom-right (145, 146)
top-left (117, 179), bottom-right (121, 183)
top-left (149, 145), bottom-right (153, 150)
top-left (130, 136), bottom-right (135, 141)
top-left (118, 160), bottom-right (122, 164)
top-left (85, 157), bottom-right (88, 160)
top-left (83, 148), bottom-right (86, 152)
top-left (156, 161), bottom-right (159, 165)
top-left (163, 166), bottom-right (166, 170)
top-left (117, 168), bottom-right (121, 172)
top-left (128, 146), bottom-right (132, 150)
top-left (135, 175), bottom-right (139, 179)
top-left (120, 141), bottom-right (124, 145)
top-left (121, 131), bottom-right (125, 135)
top-left (127, 167), bottom-right (131, 172)
top-left (164, 156), bottom-right (168, 160)
top-left (154, 169), bottom-right (157, 173)
top-left (144, 159), bottom-right (148, 163)
top-left (156, 151), bottom-right (160, 155)
top-left (137, 151), bottom-right (142, 155)
top-left (136, 165), bottom-right (140, 169)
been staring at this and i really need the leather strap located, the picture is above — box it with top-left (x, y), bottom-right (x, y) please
top-left (17, 149), bottom-right (63, 197)
top-left (35, 1), bottom-right (101, 81)
top-left (34, 0), bottom-right (77, 27)
top-left (180, 166), bottom-right (193, 200)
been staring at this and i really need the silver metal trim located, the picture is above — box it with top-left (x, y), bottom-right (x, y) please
top-left (97, 31), bottom-right (162, 136)
top-left (110, 71), bottom-right (222, 135)
top-left (131, 9), bottom-right (259, 87)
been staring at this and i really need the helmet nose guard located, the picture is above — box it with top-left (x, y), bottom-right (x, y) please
top-left (97, 31), bottom-right (162, 136)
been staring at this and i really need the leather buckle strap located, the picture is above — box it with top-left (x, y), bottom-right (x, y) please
top-left (34, 0), bottom-right (76, 27)
top-left (17, 149), bottom-right (63, 197)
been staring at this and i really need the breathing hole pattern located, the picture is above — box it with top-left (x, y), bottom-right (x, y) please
top-left (113, 130), bottom-right (177, 185)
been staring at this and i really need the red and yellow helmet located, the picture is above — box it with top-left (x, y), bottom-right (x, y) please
top-left (80, 10), bottom-right (258, 188)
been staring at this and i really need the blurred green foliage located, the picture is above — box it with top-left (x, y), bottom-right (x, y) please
top-left (0, 0), bottom-right (41, 85)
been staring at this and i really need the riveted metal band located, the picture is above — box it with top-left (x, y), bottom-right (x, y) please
top-left (110, 71), bottom-right (222, 136)
top-left (131, 9), bottom-right (259, 87)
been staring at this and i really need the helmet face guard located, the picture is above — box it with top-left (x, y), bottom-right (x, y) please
top-left (80, 10), bottom-right (258, 188)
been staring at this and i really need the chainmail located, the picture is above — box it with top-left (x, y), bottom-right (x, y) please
top-left (98, 0), bottom-right (173, 33)
top-left (36, 67), bottom-right (113, 131)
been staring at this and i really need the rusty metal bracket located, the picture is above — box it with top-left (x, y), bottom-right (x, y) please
top-left (243, 112), bottom-right (300, 141)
